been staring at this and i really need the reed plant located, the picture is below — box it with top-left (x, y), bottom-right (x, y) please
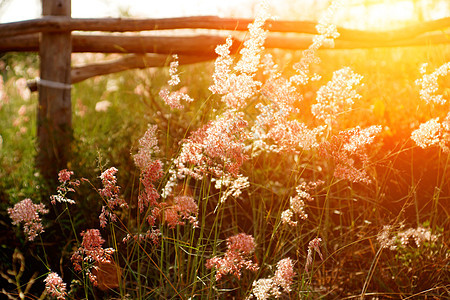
top-left (1, 1), bottom-right (449, 299)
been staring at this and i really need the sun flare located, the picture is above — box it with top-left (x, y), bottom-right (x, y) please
top-left (341, 0), bottom-right (419, 30)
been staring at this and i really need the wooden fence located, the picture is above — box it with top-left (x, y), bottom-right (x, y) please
top-left (1, 0), bottom-right (450, 181)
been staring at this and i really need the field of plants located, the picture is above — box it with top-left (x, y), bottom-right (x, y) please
top-left (0, 2), bottom-right (449, 299)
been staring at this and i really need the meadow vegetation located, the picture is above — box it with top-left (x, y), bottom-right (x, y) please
top-left (0, 1), bottom-right (449, 299)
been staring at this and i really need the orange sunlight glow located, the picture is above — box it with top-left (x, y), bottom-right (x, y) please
top-left (368, 0), bottom-right (415, 26)
top-left (338, 0), bottom-right (437, 30)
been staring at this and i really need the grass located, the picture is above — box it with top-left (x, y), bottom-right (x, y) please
top-left (0, 17), bottom-right (449, 300)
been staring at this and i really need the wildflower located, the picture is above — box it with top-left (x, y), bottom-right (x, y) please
top-left (95, 100), bottom-right (111, 112)
top-left (250, 278), bottom-right (273, 300)
top-left (122, 228), bottom-right (161, 246)
top-left (16, 78), bottom-right (31, 101)
top-left (12, 105), bottom-right (30, 135)
top-left (18, 105), bottom-right (26, 116)
top-left (50, 169), bottom-right (80, 205)
top-left (159, 86), bottom-right (193, 110)
top-left (261, 53), bottom-right (279, 78)
top-left (234, 0), bottom-right (269, 75)
top-left (163, 110), bottom-right (248, 198)
top-left (399, 226), bottom-right (438, 247)
top-left (377, 225), bottom-right (397, 250)
top-left (227, 232), bottom-right (256, 254)
top-left (248, 258), bottom-right (295, 300)
top-left (320, 125), bottom-right (382, 184)
top-left (281, 209), bottom-right (296, 226)
top-left (159, 55), bottom-right (193, 109)
top-left (411, 118), bottom-right (442, 149)
top-left (290, 0), bottom-right (341, 86)
top-left (161, 195), bottom-right (199, 229)
top-left (58, 169), bottom-right (74, 183)
top-left (209, 36), bottom-right (234, 97)
top-left (416, 62), bottom-right (450, 105)
top-left (0, 76), bottom-right (9, 109)
top-left (305, 237), bottom-right (323, 272)
top-left (281, 181), bottom-right (323, 226)
top-left (254, 76), bottom-right (323, 154)
top-left (98, 167), bottom-right (128, 228)
top-left (206, 233), bottom-right (259, 281)
top-left (76, 98), bottom-right (87, 117)
top-left (261, 77), bottom-right (300, 114)
top-left (168, 195), bottom-right (199, 227)
top-left (378, 225), bottom-right (438, 250)
top-left (7, 198), bottom-right (49, 241)
top-left (163, 207), bottom-right (182, 228)
top-left (44, 272), bottom-right (67, 300)
top-left (209, 1), bottom-right (269, 109)
top-left (273, 258), bottom-right (295, 293)
top-left (134, 124), bottom-right (160, 169)
top-left (411, 113), bottom-right (450, 153)
top-left (168, 55), bottom-right (180, 86)
top-left (71, 229), bottom-right (115, 286)
top-left (311, 67), bottom-right (363, 126)
top-left (263, 118), bottom-right (324, 153)
top-left (212, 174), bottom-right (250, 204)
top-left (133, 124), bottom-right (163, 215)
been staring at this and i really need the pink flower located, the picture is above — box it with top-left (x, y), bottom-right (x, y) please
top-left (305, 237), bottom-right (323, 273)
top-left (164, 110), bottom-right (249, 198)
top-left (168, 55), bottom-right (180, 86)
top-left (122, 229), bottom-right (161, 246)
top-left (50, 169), bottom-right (80, 205)
top-left (206, 233), bottom-right (259, 281)
top-left (281, 181), bottom-right (323, 226)
top-left (319, 125), bottom-right (381, 184)
top-left (162, 195), bottom-right (199, 228)
top-left (98, 167), bottom-right (128, 227)
top-left (159, 55), bottom-right (193, 109)
top-left (133, 125), bottom-right (164, 215)
top-left (15, 78), bottom-right (31, 101)
top-left (44, 272), bottom-right (67, 300)
top-left (71, 229), bottom-right (115, 286)
top-left (159, 87), bottom-right (193, 110)
top-left (57, 169), bottom-right (74, 183)
top-left (7, 198), bottom-right (49, 241)
top-left (209, 1), bottom-right (268, 109)
top-left (273, 258), bottom-right (295, 293)
top-left (163, 207), bottom-right (183, 228)
top-left (227, 232), bottom-right (256, 255)
top-left (0, 76), bottom-right (10, 108)
top-left (95, 100), bottom-right (111, 112)
top-left (249, 257), bottom-right (296, 299)
top-left (253, 77), bottom-right (323, 154)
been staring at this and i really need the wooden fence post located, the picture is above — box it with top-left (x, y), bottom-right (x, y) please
top-left (37, 0), bottom-right (72, 181)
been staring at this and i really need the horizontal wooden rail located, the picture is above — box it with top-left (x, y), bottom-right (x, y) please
top-left (2, 32), bottom-right (449, 55)
top-left (27, 53), bottom-right (215, 91)
top-left (0, 34), bottom-right (239, 54)
top-left (265, 33), bottom-right (450, 50)
top-left (1, 15), bottom-right (450, 43)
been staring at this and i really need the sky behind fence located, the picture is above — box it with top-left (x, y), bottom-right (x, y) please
top-left (0, 0), bottom-right (449, 30)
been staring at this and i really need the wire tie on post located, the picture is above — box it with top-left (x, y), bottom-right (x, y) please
top-left (36, 77), bottom-right (72, 90)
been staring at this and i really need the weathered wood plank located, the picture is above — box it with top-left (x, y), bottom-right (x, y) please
top-left (2, 32), bottom-right (449, 55)
top-left (37, 0), bottom-right (72, 181)
top-left (0, 15), bottom-right (449, 43)
top-left (27, 53), bottom-right (216, 91)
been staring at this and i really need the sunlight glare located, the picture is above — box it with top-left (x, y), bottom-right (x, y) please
top-left (351, 0), bottom-right (417, 30)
